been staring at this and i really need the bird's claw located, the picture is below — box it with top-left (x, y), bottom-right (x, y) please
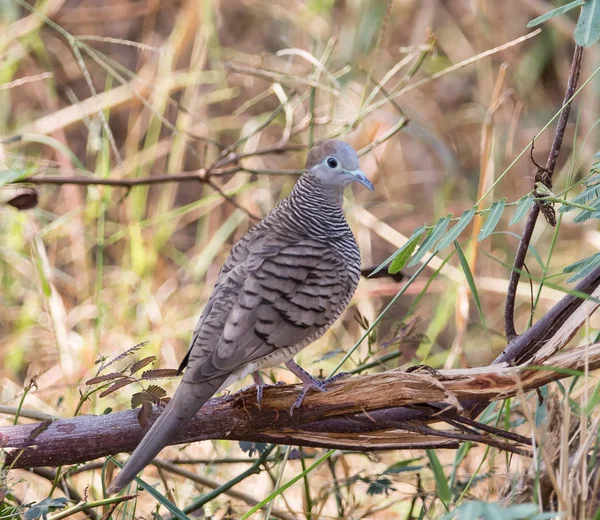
top-left (254, 380), bottom-right (286, 410)
top-left (288, 372), bottom-right (349, 416)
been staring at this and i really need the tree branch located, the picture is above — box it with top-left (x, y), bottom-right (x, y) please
top-left (504, 45), bottom-right (584, 339)
top-left (3, 337), bottom-right (600, 468)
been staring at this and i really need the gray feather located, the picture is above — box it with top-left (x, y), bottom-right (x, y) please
top-left (106, 377), bottom-right (225, 494)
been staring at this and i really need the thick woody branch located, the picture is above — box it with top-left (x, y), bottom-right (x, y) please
top-left (3, 342), bottom-right (600, 469)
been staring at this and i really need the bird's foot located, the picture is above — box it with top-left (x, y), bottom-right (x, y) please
top-left (285, 360), bottom-right (348, 415)
top-left (252, 371), bottom-right (286, 410)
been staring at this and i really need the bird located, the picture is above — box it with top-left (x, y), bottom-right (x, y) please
top-left (107, 139), bottom-right (374, 495)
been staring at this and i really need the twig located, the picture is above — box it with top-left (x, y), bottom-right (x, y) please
top-left (205, 178), bottom-right (260, 222)
top-left (397, 422), bottom-right (532, 457)
top-left (504, 45), bottom-right (584, 339)
top-left (327, 456), bottom-right (345, 519)
top-left (46, 495), bottom-right (136, 520)
top-left (437, 412), bottom-right (531, 446)
top-left (8, 140), bottom-right (306, 189)
top-left (0, 405), bottom-right (58, 421)
top-left (28, 468), bottom-right (97, 520)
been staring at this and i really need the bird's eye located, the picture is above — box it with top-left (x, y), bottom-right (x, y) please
top-left (327, 157), bottom-right (338, 168)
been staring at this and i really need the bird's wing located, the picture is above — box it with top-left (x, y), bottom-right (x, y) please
top-left (180, 232), bottom-right (351, 384)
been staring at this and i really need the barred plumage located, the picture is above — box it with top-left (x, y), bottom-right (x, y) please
top-left (107, 140), bottom-right (373, 494)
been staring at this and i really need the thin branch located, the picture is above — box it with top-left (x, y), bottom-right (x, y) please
top-left (28, 468), bottom-right (97, 520)
top-left (396, 422), bottom-right (532, 457)
top-left (504, 45), bottom-right (584, 339)
top-left (8, 141), bottom-right (306, 189)
top-left (0, 406), bottom-right (58, 421)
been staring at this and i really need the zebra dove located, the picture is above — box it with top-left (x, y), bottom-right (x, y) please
top-left (107, 140), bottom-right (373, 494)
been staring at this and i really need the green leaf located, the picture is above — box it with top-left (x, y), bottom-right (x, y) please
top-left (366, 477), bottom-right (396, 495)
top-left (504, 503), bottom-right (543, 519)
top-left (384, 458), bottom-right (424, 474)
top-left (0, 169), bottom-right (29, 188)
top-left (583, 172), bottom-right (600, 184)
top-left (565, 252), bottom-right (600, 282)
top-left (572, 199), bottom-right (600, 222)
top-left (373, 225), bottom-right (426, 276)
top-left (510, 195), bottom-right (535, 224)
top-left (24, 498), bottom-right (69, 520)
top-left (575, 0), bottom-right (600, 46)
top-left (455, 241), bottom-right (491, 347)
top-left (437, 207), bottom-right (477, 250)
top-left (426, 449), bottom-right (451, 506)
top-left (527, 0), bottom-right (586, 27)
top-left (560, 183), bottom-right (600, 213)
top-left (407, 216), bottom-right (451, 267)
top-left (478, 198), bottom-right (506, 241)
top-left (387, 226), bottom-right (427, 274)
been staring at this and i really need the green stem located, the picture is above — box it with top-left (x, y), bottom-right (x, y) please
top-left (13, 379), bottom-right (34, 425)
top-left (180, 444), bottom-right (276, 517)
top-left (299, 449), bottom-right (313, 520)
top-left (331, 252), bottom-right (436, 376)
top-left (47, 495), bottom-right (136, 520)
top-left (240, 450), bottom-right (335, 520)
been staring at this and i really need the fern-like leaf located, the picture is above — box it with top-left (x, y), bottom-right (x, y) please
top-left (141, 368), bottom-right (180, 379)
top-left (129, 356), bottom-right (156, 375)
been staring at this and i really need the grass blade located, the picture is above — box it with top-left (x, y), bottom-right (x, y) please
top-left (239, 449), bottom-right (334, 520)
top-left (454, 241), bottom-right (492, 348)
top-left (109, 459), bottom-right (188, 520)
top-left (426, 449), bottom-right (451, 507)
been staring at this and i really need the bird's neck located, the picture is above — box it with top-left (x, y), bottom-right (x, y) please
top-left (295, 172), bottom-right (345, 206)
top-left (270, 173), bottom-right (351, 238)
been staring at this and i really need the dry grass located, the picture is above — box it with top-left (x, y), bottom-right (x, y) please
top-left (2, 1), bottom-right (600, 519)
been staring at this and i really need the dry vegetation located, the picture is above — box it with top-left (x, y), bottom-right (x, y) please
top-left (2, 1), bottom-right (600, 519)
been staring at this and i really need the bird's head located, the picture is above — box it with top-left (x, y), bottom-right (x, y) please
top-left (306, 140), bottom-right (374, 192)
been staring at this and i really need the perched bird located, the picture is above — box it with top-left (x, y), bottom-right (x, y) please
top-left (107, 139), bottom-right (373, 494)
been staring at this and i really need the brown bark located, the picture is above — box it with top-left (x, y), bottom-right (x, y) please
top-left (3, 341), bottom-right (600, 469)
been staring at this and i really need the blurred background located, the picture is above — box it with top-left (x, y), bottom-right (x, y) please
top-left (1, 0), bottom-right (599, 518)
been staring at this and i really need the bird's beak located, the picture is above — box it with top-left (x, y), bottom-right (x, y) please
top-left (348, 169), bottom-right (374, 191)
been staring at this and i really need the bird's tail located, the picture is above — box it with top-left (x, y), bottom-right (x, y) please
top-left (106, 377), bottom-right (225, 495)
